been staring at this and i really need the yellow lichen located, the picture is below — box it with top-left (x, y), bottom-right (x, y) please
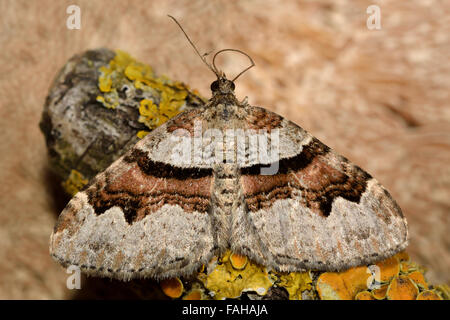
top-left (96, 50), bottom-right (194, 124)
top-left (97, 51), bottom-right (135, 93)
top-left (124, 61), bottom-right (153, 82)
top-left (138, 99), bottom-right (164, 128)
top-left (98, 66), bottom-right (113, 92)
top-left (416, 290), bottom-right (442, 300)
top-left (137, 87), bottom-right (187, 130)
top-left (62, 169), bottom-right (88, 196)
top-left (136, 130), bottom-right (150, 139)
top-left (99, 76), bottom-right (112, 92)
top-left (194, 251), bottom-right (448, 300)
top-left (386, 275), bottom-right (419, 300)
top-left (355, 291), bottom-right (375, 300)
top-left (276, 271), bottom-right (312, 300)
top-left (98, 50), bottom-right (138, 93)
top-left (96, 93), bottom-right (118, 109)
top-left (201, 250), bottom-right (273, 300)
top-left (435, 285), bottom-right (450, 300)
top-left (160, 278), bottom-right (184, 299)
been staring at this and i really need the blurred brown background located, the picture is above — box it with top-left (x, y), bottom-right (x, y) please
top-left (0, 0), bottom-right (448, 299)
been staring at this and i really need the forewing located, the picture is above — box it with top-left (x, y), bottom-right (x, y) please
top-left (235, 105), bottom-right (408, 272)
top-left (50, 109), bottom-right (217, 280)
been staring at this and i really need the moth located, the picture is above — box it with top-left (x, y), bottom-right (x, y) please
top-left (50, 16), bottom-right (408, 280)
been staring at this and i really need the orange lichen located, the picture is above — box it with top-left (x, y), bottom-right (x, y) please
top-left (160, 278), bottom-right (184, 299)
top-left (339, 266), bottom-right (371, 298)
top-left (400, 260), bottom-right (422, 274)
top-left (407, 271), bottom-right (428, 290)
top-left (183, 289), bottom-right (203, 300)
top-left (316, 272), bottom-right (352, 300)
top-left (371, 284), bottom-right (389, 300)
top-left (230, 253), bottom-right (248, 270)
top-left (316, 265), bottom-right (372, 300)
top-left (355, 291), bottom-right (375, 300)
top-left (386, 275), bottom-right (419, 300)
top-left (376, 256), bottom-right (400, 283)
top-left (193, 251), bottom-right (442, 300)
top-left (416, 290), bottom-right (442, 300)
top-left (400, 261), bottom-right (412, 273)
top-left (394, 251), bottom-right (410, 262)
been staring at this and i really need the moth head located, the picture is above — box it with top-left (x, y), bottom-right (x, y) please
top-left (210, 78), bottom-right (235, 95)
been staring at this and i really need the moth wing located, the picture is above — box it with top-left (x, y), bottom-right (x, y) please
top-left (50, 109), bottom-right (217, 280)
top-left (233, 105), bottom-right (408, 271)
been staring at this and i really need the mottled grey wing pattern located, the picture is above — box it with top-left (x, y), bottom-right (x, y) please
top-left (50, 109), bottom-right (218, 280)
top-left (50, 100), bottom-right (409, 280)
top-left (236, 105), bottom-right (409, 272)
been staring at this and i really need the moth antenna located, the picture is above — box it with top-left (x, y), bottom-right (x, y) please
top-left (167, 15), bottom-right (219, 78)
top-left (212, 48), bottom-right (255, 82)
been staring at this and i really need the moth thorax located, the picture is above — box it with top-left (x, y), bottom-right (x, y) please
top-left (213, 164), bottom-right (240, 213)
